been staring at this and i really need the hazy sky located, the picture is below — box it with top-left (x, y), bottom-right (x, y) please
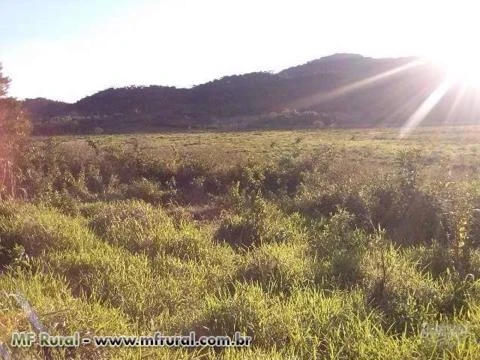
top-left (0, 0), bottom-right (476, 102)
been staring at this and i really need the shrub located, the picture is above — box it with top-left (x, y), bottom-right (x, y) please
top-left (88, 200), bottom-right (176, 254)
top-left (36, 189), bottom-right (82, 216)
top-left (0, 203), bottom-right (98, 262)
top-left (159, 221), bottom-right (214, 261)
top-left (43, 245), bottom-right (160, 325)
top-left (175, 159), bottom-right (211, 188)
top-left (364, 177), bottom-right (444, 246)
top-left (361, 235), bottom-right (442, 334)
top-left (240, 241), bottom-right (314, 293)
top-left (151, 252), bottom-right (239, 332)
top-left (56, 140), bottom-right (98, 177)
top-left (309, 209), bottom-right (370, 287)
top-left (408, 242), bottom-right (455, 278)
top-left (187, 283), bottom-right (271, 339)
top-left (215, 198), bottom-right (303, 249)
top-left (123, 178), bottom-right (169, 204)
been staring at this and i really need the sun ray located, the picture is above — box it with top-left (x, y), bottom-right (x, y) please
top-left (399, 77), bottom-right (453, 138)
top-left (444, 83), bottom-right (467, 125)
top-left (376, 86), bottom-right (434, 127)
top-left (293, 59), bottom-right (428, 109)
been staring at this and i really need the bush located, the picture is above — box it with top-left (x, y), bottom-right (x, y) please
top-left (187, 283), bottom-right (271, 339)
top-left (123, 178), bottom-right (170, 204)
top-left (0, 203), bottom-right (98, 262)
top-left (240, 241), bottom-right (314, 293)
top-left (309, 209), bottom-right (370, 287)
top-left (215, 198), bottom-right (303, 249)
top-left (361, 235), bottom-right (443, 334)
top-left (88, 200), bottom-right (176, 255)
top-left (151, 253), bottom-right (239, 332)
top-left (44, 245), bottom-right (160, 325)
top-left (365, 183), bottom-right (444, 246)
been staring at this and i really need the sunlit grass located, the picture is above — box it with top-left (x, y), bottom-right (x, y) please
top-left (4, 128), bottom-right (480, 358)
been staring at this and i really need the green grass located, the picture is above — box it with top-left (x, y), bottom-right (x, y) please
top-left (4, 127), bottom-right (480, 358)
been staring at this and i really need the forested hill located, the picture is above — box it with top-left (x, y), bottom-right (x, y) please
top-left (24, 53), bottom-right (472, 134)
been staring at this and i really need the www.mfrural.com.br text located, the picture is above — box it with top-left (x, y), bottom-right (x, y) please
top-left (10, 331), bottom-right (252, 348)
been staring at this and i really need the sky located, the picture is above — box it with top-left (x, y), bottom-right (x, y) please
top-left (0, 0), bottom-right (477, 102)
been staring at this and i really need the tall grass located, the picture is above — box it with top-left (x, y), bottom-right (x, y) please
top-left (3, 130), bottom-right (480, 358)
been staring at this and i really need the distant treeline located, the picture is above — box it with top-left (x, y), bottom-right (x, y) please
top-left (23, 54), bottom-right (476, 134)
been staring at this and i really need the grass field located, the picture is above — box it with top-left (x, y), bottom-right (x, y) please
top-left (3, 127), bottom-right (480, 359)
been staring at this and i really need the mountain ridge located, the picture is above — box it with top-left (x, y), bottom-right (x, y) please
top-left (23, 53), bottom-right (471, 134)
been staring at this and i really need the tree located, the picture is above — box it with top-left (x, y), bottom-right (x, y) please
top-left (0, 63), bottom-right (31, 149)
top-left (0, 63), bottom-right (10, 96)
top-left (0, 62), bottom-right (32, 198)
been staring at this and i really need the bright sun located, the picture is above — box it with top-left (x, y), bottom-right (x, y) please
top-left (407, 0), bottom-right (479, 88)
top-left (424, 3), bottom-right (480, 88)
top-left (431, 48), bottom-right (480, 88)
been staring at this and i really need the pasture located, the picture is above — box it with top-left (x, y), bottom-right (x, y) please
top-left (3, 127), bottom-right (480, 359)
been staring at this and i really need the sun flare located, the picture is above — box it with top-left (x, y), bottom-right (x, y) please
top-left (425, 2), bottom-right (480, 88)
top-left (431, 50), bottom-right (480, 88)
